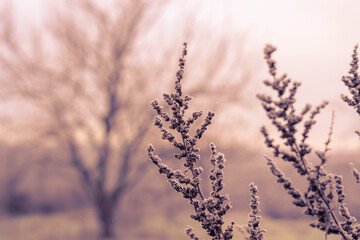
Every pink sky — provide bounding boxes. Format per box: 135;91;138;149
171;0;360;151
3;0;360;150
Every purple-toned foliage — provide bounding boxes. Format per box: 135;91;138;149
259;44;360;240
147;43;264;240
341;45;360;186
237;183;265;240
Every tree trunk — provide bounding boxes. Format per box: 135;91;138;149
96;195;118;239
100;212;115;239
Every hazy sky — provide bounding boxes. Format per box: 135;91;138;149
174;0;360;151
4;0;360;150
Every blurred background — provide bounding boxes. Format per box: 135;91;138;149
0;0;360;239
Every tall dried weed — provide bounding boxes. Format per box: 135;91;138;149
258;44;360;240
146;42;360;240
147;43;264;240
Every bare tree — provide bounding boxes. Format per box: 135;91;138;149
0;0;255;238
0;1;158;237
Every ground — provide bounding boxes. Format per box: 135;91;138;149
0;208;341;240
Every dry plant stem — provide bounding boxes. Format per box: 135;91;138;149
342;45;360;185
259;44;355;240
247;183;265;240
290;125;346;239
147;42;234;240
174;45;204;201
182;129;205;201
236;183;265;240
267;145;349;240
292;143;346;239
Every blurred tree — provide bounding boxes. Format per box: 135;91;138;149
0;0;255;238
0;0;159;237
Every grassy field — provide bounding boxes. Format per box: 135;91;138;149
0;208;341;240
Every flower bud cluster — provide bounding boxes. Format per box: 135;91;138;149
259;45;359;240
342;45;360;116
147;42;234;240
